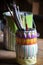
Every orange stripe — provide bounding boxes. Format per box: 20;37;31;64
16;37;37;45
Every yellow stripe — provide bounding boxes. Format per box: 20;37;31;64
16;37;37;45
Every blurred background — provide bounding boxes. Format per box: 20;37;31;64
0;1;43;65
0;0;43;50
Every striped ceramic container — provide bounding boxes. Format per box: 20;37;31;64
16;28;39;65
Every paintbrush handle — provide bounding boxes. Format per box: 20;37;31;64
24;13;28;31
12;4;22;30
7;3;22;30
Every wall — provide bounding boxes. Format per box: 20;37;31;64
32;2;39;15
39;2;43;15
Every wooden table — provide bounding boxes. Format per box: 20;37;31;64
0;38;43;65
35;39;43;65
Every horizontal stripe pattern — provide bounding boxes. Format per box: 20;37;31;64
16;37;37;45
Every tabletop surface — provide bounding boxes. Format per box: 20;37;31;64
0;38;43;65
35;39;43;65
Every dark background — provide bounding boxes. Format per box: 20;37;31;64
0;0;43;38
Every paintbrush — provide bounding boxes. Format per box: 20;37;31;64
12;3;23;31
24;13;28;31
7;3;23;31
